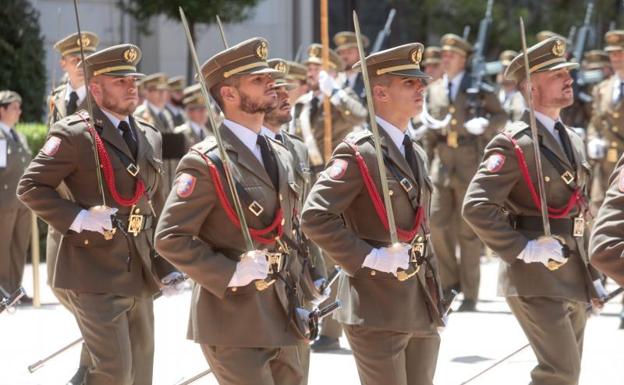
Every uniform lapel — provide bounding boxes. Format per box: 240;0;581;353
92;106;135;160
55;87;67;118
132;116;153;163
220;124;274;188
379;128;416;185
522;111;573;170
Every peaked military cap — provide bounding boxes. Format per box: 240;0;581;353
499;50;518;67
504;37;578;82
304;44;344;71
200;37;280;89
352;42;429;79
182;84;205;107
140;73;169;90
80;44;143;79
168;76;186;91
0;90;21;105
285;61;307;82
54;31;99;57
440;34;473;56
333;31;369;51
267;59;297;90
536;30;567;43
583;50;610;70
422;46;442;66
605;30;624;52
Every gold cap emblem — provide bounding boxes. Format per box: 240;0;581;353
77;35;91;48
336;35;347;46
552;39;565;57
308;46;320;58
256;41;268;60
275;61;287;73
411;48;422;64
123;48;138;63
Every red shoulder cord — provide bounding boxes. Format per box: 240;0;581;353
344;141;424;242
78;113;145;207
194;150;283;245
502;132;582;218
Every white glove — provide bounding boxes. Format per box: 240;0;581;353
587;138;606;160
516;236;566;267
593;279;608;300
160;271;186;297
73;206;118;234
464;117;489;135
228;250;269;287
571;127;586;141
362;244;411;275
310;278;331;307
318;70;339;97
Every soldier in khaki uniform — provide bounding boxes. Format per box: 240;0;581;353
290;44;367;171
0;91;31;298
284;60;308;104
134;73;179;197
302;43;443;385
155;38;307;385
462;37;604;385
423;33;506;311
165;75;186;127
334;31;369;97
47;32;99;127
587;31;624;213
173;84;211;152
17;44;182;385
422;46;443;81
497;50;525;122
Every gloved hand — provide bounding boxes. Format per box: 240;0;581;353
362;243;411;275
77;206;118;234
310;278;331;307
591;279;609;313
228;250;269;287
160;271;186;296
464;117;489;135
587;138;606;160
516;236;566;267
318;70;340;97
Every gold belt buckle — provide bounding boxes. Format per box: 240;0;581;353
573;216;585;237
399;178;413;192
447;131;458;148
127;206;144;237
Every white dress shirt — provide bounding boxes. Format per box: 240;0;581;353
0;121;13;138
261;126;277;140
376;116;408;157
64;83;86;105
612;75;624;104
534;110;564;148
444;71;465;101
223;119;263;165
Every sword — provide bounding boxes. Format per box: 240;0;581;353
72;0;116;241
215;15;228;48
519;17;566;271
174;368;213;385
352;11;417;281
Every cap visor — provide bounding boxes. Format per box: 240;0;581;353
106;71;145;78
547;62;579;72
388;68;431;80
271;81;297;91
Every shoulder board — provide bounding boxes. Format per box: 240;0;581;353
344;129;373;145
191;136;217;154
62;113;87;127
503;121;529;138
135;117;158;132
266;136;287;149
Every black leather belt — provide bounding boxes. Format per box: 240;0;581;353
511;216;574;236
436;134;477;146
115;214;154;233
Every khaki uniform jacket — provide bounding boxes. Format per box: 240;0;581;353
462;112;600;302
291;89;367;167
154;124;304;347
589;153;624;286
302;128;439;333
0;128;31;209
423;74;507;186
587;76;624;197
17;105;174;296
46;83;85;128
174;121;211;153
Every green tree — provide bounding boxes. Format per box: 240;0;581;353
119;0;263;81
0;0;46;122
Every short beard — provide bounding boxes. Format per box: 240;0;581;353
100;97;137;116
239;89;276;114
265;110;292;126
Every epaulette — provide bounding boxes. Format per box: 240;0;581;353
61;113;87;127
503;121;529;138
135;117;158;132
344;129;373;145
192;136;217;154
266;135;287;149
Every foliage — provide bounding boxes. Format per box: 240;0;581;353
0;0;46;122
16;123;47;156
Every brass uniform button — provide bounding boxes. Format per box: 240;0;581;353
451;118;458;126
231;287;238;292
449;106;456;113
84;239;89;245
370;270;376;276
613;112;620;118
544;176;550;182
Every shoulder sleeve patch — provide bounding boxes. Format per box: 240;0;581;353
485;153;506;172
327;158;348;180
176;173;197;198
42;136;62;157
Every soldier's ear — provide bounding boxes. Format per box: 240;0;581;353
372;84;389;102
220;85;237;104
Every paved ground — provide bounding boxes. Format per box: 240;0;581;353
2;259;623;385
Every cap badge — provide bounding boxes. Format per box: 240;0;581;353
256;41;268;60
336;35;347;45
309;46;320;58
275;61;287;73
124;48;138;63
77;35;91;48
607;33;620;44
411;48;422;64
552;39;565;57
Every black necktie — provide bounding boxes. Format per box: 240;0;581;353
8;128;19;143
447;81;454;103
309;96;320;118
66;91;79;115
118;121;138;158
554;122;575;167
275;133;283;143
619;82;624;103
257;135;279;190
403;135;421;183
